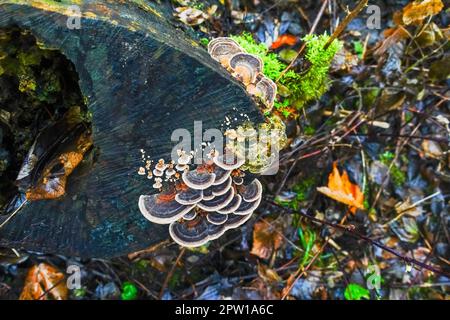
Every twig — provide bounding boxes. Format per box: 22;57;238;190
266;200;449;278
276;0;328;81
382;191;442;227
323;0;369;50
159;247;186;299
0;200;27;229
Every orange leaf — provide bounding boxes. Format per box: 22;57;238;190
250;219;283;259
271;34;298;49
402;0;444;25
20;263;68;300
317;162;364;214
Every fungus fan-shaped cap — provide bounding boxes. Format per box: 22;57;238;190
176;164;189;172
234;194;262;215
208;41;243;68
217;194;242;214
169;216;210;247
182;210;197;221
153;169;164;177
169;216;226;247
239;179;263;202
177;153;191;165
197;188;234;212
213;153;245;171
212;165;232;185
225;212;253;229
182;170;216;190
175;186;203;205
206;212;228;225
139;193;195;224
202;186;215;200
207;37;241;54
229;53;263;85
212;177;232;196
251;76;277;109
232;176;244;185
207;223;227;241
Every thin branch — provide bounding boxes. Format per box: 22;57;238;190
159;247;186;299
324;0;369;50
276;0;328;81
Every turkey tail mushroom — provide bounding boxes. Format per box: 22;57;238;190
139;191;195;224
247;75;277;110
229;53;263;85
169;215;226;247
0;2;264;257
208;38;243;69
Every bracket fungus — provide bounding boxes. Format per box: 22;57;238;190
207;37;277;112
229;53;263;86
138;157;263;248
208;37;243;69
0;2;264;257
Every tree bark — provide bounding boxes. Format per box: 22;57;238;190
0;0;262;257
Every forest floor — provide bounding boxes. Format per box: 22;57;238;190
0;0;449;300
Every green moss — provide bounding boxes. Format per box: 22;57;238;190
275;176;317;210
231;32;341;111
379;151;406;186
282;33;342;109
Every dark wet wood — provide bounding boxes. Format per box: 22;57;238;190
0;1;263;257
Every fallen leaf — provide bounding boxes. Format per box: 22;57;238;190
402;0;444;25
317;162;364;214
270;34;298;49
20;263;68;300
250;219;283;260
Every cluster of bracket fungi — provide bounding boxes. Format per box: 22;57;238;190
208;37;277;111
138;150;262;247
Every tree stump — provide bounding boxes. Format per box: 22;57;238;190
0;1;263;257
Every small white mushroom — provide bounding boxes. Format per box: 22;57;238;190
176;164;189;172
153;168;164;177
152;177;163;189
178;151;191;166
155;159;168;172
165;164;176;178
138;167;146;175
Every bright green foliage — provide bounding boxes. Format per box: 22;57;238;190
344;283;370;300
121;282;138;300
231;32;341;111
297;226;316;267
352;40;364;59
282;34;342;109
379;151;406;186
73;288;87;298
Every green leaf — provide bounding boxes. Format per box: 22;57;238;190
121;281;138;300
352;41;364;59
344;283;370;300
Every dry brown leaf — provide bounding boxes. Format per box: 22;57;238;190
402;0;444;25
317;162;364;214
250;219;283;260
20;263;68;300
